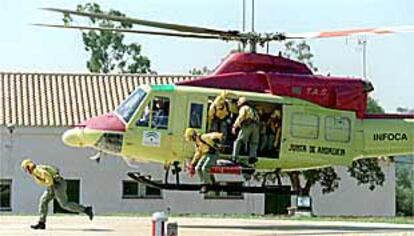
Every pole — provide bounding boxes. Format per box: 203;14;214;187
358;38;367;78
251;0;255;32
242;0;246;32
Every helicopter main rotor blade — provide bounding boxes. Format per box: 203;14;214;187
284;25;414;39
42;7;240;37
34;23;232;40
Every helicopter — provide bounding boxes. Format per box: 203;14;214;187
37;8;414;194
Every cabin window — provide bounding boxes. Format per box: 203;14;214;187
325;116;351;143
188;103;203;129
115;88;147;123
136;97;170;130
0;179;12;211
122;180;162;199
290;113;319;139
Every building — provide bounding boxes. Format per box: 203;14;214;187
0;72;395;216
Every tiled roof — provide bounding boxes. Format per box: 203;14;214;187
0;72;195;127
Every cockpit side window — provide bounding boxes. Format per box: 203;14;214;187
151;97;170;129
135;96;170;130
115;88;147;123
136;103;151;127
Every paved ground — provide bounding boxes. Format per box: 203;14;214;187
0;216;413;236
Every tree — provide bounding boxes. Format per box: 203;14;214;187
63;3;153;74
283;41;318;72
189;66;212;76
395;108;414;216
281;41;385;197
396;161;414;216
367;97;385;113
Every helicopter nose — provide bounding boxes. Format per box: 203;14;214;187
62;113;125;148
62;128;103;147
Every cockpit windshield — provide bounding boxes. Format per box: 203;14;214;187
115;88;147;123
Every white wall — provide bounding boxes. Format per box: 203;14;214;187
0;126;395;216
311;165;395;216
0;127;264;215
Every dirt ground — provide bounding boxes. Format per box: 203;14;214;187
0;215;413;236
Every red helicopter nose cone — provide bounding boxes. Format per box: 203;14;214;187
77;113;126;132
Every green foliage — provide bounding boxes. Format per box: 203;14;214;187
302;168;340;195
396;158;414;216
283;41;318;72
396;107;414;114
366;97;385;113
63;3;152;74
347;159;385;191
189;66;212;76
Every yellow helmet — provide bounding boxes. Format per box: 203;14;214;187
237;96;247;106
220;91;228;98
271;110;281;119
184;128;197;141
21;159;35;171
214;95;225;106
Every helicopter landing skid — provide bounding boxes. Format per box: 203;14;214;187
127;172;297;194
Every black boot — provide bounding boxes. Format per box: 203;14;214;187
30;221;45;230
85;206;94;221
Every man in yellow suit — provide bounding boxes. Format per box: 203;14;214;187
231;97;260;164
266;109;282;150
184;128;223;189
208;91;237;144
21;159;93;230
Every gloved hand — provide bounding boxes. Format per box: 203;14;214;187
186;163;195;177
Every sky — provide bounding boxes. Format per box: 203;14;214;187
0;0;413;112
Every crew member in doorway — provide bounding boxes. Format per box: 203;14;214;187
267;109;282;150
231;97;260;164
208;91;237;144
184;128;223;189
257;108;269;153
21;159;94;230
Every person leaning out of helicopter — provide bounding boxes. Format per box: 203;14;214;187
184;128;223;189
231;96;260;165
21;159;94;230
208;91;238;144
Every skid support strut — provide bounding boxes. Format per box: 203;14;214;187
127;171;297;195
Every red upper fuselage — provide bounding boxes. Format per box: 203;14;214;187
178;52;373;118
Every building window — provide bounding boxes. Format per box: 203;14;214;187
204;182;244;200
325;116;351;143
122;181;162;199
290;113;319;139
189;103;203;129
0;179;12;211
53;179;80;214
